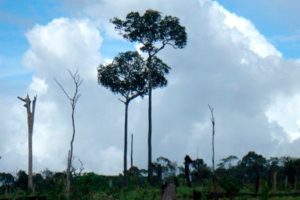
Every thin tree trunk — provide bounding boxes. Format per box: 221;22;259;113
272;171;277;192
255;172;260;194
66;105;76;194
131;133;133;169
148;85;153;183
18;95;36;192
285;175;288;190
208;105;215;191
212;126;215;172
124;102;129;185
294;175;297;191
147;59;153;183
28;128;33;191
55;70;82;197
212;124;215;191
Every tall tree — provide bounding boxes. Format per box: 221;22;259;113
98;51;148;185
54;70;82;195
18;94;37;192
98;51;169;185
268;157;280;192
112;9;187;182
240;151;267;194
218;155;238;169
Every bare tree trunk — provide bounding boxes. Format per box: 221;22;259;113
208;105;215;192
18;95;36;192
54;70;82;196
255;172;260;194
123;102;129;185
272;171;277;192
184;155;192;187
66;150;71;193
285;175;288;191
131;133;133;169
212;122;215;172
294;175;297;191
66;104;76;193
28;128;33;191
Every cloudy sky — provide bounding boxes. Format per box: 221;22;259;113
1;0;300;175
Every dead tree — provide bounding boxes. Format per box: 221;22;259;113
184;155;193;187
18;94;37;191
208;104;216;191
54;70;82;195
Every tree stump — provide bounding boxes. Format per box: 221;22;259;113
161;183;176;200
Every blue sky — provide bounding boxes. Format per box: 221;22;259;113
0;0;66;93
216;0;300;59
2;0;300;173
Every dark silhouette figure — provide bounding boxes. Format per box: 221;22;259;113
185;155;193;187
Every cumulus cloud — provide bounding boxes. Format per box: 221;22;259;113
2;0;300;175
29;77;48;95
23;17;102;80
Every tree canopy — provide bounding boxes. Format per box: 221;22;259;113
98;51;170;102
111;9;187;56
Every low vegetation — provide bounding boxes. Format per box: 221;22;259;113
1;152;300;199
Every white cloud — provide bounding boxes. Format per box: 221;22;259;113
219;5;281;58
266;94;300;142
23;17;102;81
29;77;48;96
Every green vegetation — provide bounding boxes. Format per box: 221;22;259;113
1;152;300;199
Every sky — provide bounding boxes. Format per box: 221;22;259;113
1;0;300;175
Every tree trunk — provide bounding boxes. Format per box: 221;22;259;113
148;86;153;183
130;133;133;169
28;97;36;192
18;95;36;192
294;175;297;191
148;66;153;183
272;171;277;192
66;105;76;194
28;128;33;191
124;102;129;185
212;123;215;173
212;122;215;191
285;175;288;190
208;105;215;191
184;161;191;187
55;70;82;196
255;172;260;194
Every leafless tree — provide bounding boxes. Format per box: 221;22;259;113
18;94;37;192
54;69;82;195
77;158;85;176
208;104;216;191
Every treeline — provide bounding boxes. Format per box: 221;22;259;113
1;151;300;199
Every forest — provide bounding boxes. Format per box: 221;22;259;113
1;9;300;200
